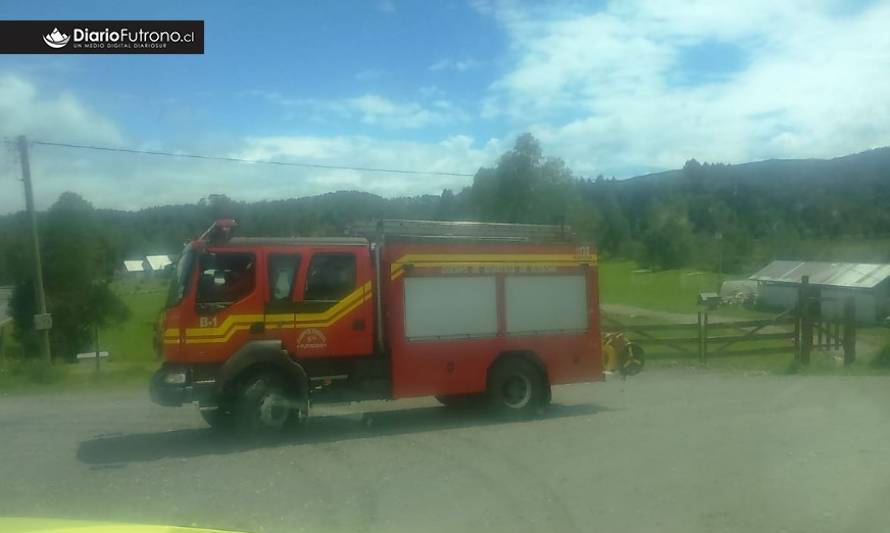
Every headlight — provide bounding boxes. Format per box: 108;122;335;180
163;371;187;385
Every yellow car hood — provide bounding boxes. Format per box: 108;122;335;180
0;517;246;533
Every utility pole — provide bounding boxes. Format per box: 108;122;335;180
18;135;52;364
94;323;101;374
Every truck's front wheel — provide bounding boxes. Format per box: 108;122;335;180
234;373;295;434
487;359;547;416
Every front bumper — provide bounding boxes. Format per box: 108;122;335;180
150;364;219;407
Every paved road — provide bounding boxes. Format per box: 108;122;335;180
2;371;889;533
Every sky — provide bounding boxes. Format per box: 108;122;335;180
1;0;889;213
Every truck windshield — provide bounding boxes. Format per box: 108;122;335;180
165;245;196;308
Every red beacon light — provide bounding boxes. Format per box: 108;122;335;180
199;218;238;245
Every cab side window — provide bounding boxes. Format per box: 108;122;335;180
196;252;256;307
304;253;356;302
267;253;301;302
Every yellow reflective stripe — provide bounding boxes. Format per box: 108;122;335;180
185;293;370;345
183;281;372;344
292;281;369;323
185;324;252;345
184;281;371;339
293;291;373;329
185;314;264;337
264;313;295;323
391;253;596;267
388;253;596;280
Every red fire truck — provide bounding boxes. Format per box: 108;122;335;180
151;219;602;432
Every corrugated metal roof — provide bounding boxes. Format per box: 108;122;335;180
145;255;172;271
123;260;144;272
750;260;890;289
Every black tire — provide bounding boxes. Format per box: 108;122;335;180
487;358;547;416
233;373;296;434
620;343;645;376
436;393;485;409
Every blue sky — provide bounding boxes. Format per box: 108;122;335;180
1;0;889;212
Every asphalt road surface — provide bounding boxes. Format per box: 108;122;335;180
2;370;889;533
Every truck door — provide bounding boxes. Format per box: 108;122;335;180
263;252;301;347
183;250;265;361
293;249;373;358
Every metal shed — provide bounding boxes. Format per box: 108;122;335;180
145;255;173;274
750;261;890;324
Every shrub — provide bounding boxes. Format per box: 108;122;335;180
871;344;890;369
20;360;66;384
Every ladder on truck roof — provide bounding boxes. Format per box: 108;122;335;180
350;219;574;243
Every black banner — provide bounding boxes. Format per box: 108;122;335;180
0;20;204;54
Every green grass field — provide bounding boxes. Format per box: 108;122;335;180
599;260;729;313
102;278;168;362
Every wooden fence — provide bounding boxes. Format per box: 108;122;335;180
602;311;800;362
603;280;856;365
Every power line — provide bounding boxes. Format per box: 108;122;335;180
22;139;476;177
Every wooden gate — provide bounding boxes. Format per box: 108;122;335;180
602;311;799;362
603;277;856;366
798;275;856;365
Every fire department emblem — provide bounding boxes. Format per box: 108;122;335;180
297;328;327;349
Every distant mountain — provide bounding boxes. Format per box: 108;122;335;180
627;146;890;186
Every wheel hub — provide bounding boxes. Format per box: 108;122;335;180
258;392;289;428
502;374;532;408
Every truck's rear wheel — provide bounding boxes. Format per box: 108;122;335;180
487;359;546;416
234;373;296;434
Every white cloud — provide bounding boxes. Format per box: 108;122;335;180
1;133;500;213
482;0;890;176
259;92;468;129
418;85;445;99
0;75;500;213
0;73;122;145
237;134;501;196
355;68;385;81
429;58;482;72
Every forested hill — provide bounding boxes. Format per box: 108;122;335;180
2;135;890;285
629;146;890;186
604;145;890;254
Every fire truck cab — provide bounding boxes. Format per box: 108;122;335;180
151;219;602;432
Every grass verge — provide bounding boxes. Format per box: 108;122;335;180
0;278;165;393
